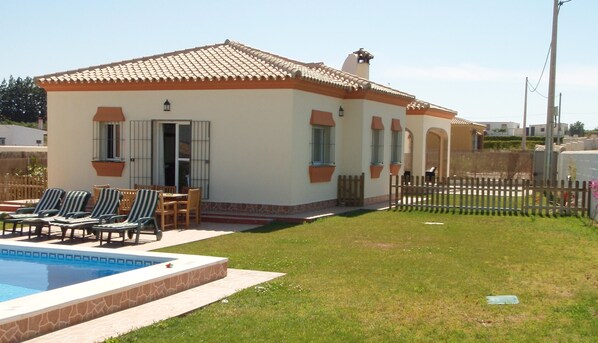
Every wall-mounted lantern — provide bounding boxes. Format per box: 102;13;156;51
338;106;344;117
163;100;171;112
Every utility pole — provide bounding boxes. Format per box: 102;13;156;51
522;77;528;151
557;92;562;145
544;0;560;183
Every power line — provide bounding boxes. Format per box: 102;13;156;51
527;1;572;100
528;45;551;93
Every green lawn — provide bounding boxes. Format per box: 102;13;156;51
110;211;597;342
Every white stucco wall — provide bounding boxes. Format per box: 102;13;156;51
47;89;297;205
47;88;409;208
290;91;344;205
360;100;407;199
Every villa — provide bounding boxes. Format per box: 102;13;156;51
36;40;455;214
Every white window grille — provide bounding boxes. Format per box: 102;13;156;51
93;122;123;161
311;126;334;165
391;130;402;164
371;128;384;165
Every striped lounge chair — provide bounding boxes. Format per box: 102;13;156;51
1;188;65;236
54;188;123;241
92;189;163;245
22;190;91;238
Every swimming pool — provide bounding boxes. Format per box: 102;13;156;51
1;251;154;302
0;241;228;342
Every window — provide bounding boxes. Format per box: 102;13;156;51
371;116;384;165
0;137;5;145
372;129;384;164
540;127;545;132
311;126;334;165
310;110;335;166
102;123;122;160
92;107;125;161
390;119;402;164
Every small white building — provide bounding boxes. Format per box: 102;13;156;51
479;121;520;136
0;125;46;146
528;123;568;137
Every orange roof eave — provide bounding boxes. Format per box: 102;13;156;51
37;78;416;107
344;89;414;107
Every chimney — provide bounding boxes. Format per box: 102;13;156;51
341;48;374;80
37;117;44;130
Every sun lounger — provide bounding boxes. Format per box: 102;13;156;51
21;190;91;238
92;189;162;245
53;188;122;241
1;188;65;235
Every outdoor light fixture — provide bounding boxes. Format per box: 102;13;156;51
338;106;344;117
163;100;171;112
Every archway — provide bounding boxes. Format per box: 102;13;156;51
425;128;449;178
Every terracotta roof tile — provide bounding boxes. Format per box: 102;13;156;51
407;100;457;114
36;40;415;101
451;117;486;128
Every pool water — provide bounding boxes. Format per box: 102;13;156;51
0;255;143;302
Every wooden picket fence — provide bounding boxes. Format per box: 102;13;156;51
389;175;591;217
0;174;48;202
337;173;364;206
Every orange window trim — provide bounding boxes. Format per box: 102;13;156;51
309;165;335;183
93;107;125;122
371;116;384;130
310;110;335;127
391;118;402;132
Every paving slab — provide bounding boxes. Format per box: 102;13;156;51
25;268;284;343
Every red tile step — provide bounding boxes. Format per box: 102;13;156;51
0;204;23;212
202;214;274;225
202;213;316;225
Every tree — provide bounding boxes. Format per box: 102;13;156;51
0;76;47;122
568;121;585;136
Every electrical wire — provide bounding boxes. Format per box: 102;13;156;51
527;1;572;99
528;43;550;94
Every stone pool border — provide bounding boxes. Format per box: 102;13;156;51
0;241;227;343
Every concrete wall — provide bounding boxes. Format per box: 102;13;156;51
557;151;598;221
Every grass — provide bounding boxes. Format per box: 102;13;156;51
110;211;597;342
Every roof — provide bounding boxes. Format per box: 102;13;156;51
406;100;457;119
36;40;415;102
451;117;486;129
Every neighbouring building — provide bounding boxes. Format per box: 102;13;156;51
450;117;485;152
528;123;568;137
479;121;521;136
0;125;46;146
35;40;456;214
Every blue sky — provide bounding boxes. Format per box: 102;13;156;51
1;0;596;128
